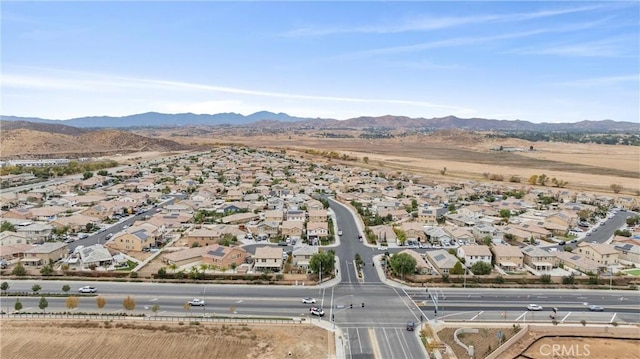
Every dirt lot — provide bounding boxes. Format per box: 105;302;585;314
0;319;330;359
438;327;507;358
437;325;640;359
519;337;639;359
144;129;640;196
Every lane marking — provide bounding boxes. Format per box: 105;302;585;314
369;327;384;359
610;313;617;323
515;312;527;322
356;327;363;353
470;311;484;321
394;288;421;322
395;328;410;359
397;328;413;359
561;312;572;323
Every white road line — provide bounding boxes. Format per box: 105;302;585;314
345;260;352;282
610;313;617;323
395;288;421;322
346;330;353;359
396;328;410;359
402;288;429;321
561;312;572;323
515;312;527;322
380;328;395;359
356;328;363;353
470;311;484;321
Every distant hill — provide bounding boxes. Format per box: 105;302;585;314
1;112;638;132
0;124;189;159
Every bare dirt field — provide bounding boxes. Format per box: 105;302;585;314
0;319;330;359
518;337;639;359
437;325;640;359
145;129;640;196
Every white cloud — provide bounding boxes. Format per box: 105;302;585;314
553;74;640;87
284;4;607;37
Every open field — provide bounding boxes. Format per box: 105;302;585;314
0;319;330;359
143;129;640;196
437;324;640;359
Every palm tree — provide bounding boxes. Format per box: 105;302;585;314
200;263;209;273
169;263;177;273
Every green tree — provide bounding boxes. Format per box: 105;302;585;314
40;264;54;276
38;296;49;313
11;263;27;276
450;261;465;275
0;221;16;232
389;252;417;280
470;261;492;275
499;209;511;219
14;299;23;312
32;284;42;294
151;304;160;317
82;171;94;180
1;281;9;294
309;251;335;277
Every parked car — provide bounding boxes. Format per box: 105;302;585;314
527;304;543;311
558;241;566;245
406;321;416;331
377;247;386;251
188;299;205;306
338;230;343;236
278;241;287;246
78;286;97;293
309;307;325;317
588;305;604;312
302;297;317;304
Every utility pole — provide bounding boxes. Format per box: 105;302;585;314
319;261;322;284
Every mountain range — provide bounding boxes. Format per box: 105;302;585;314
1;112;638;132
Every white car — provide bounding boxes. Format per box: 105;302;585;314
527;304;543;311
377;247;386;251
188;299;205;306
302;297;317;304
309;307;325;317
78;286;97;293
338;230;343;236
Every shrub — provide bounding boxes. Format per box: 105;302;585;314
129;272;138;278
540;274;552;284
495;275;505;284
580;319;587;326
611;321;618;327
562;274;575;285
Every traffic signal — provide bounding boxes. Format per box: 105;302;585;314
350;304;353;309
361;302;365;308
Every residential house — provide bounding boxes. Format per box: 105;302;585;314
202;244;249;270
457;245;492;266
51;214;100;233
77;244;113;269
424;226;452;246
369;225;397;245
400;222;427;243
307;209;328;223
576;242;619;266
443;226;476;245
285;209;305;222
15;222;54;243
425;249;460;275
221;212;260;225
399;249;433;274
163;246;209;267
264;209;285;224
108;224;157;252
307;222;329;240
22;242;68;266
491;245;524;271
0;231;30;246
612;237;640;264
292;246;319;269
521;245;554;271
255;221;280;237
253;246;284;272
186;228;222;248
554;251;605;274
281;220;304;238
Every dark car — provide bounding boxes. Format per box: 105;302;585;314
559;241;566;245
278;241;287;246
406;321;416;331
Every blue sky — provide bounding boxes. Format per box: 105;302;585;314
1;1;639;123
